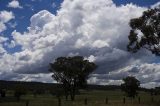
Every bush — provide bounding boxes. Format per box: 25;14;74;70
14;85;27;101
0;89;6;98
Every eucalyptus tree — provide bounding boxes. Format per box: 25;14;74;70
127;5;160;55
49;56;97;101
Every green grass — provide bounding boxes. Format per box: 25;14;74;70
0;90;160;106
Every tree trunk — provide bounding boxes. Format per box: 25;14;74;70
65;93;68;101
70;93;75;101
17;96;20;101
63;84;69;101
70;87;75;101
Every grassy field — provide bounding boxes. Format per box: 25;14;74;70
0;90;160;106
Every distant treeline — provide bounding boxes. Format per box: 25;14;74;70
0;80;58;91
0;80;121;91
0;80;151;91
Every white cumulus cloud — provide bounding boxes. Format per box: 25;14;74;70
0;11;15;32
0;0;160;88
7;0;23;9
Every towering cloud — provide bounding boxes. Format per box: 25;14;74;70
0;0;159;88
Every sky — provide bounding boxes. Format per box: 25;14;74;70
0;0;160;88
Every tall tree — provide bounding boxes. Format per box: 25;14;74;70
127;5;160;55
121;76;140;98
49;56;97;101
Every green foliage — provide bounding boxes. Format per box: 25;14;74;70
121;76;140;98
14;85;27;101
49;85;64;97
49;56;97;101
153;87;160;95
127;5;160;55
0;89;6;98
33;89;46;98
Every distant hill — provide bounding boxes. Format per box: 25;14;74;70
0;80;149;91
0;80;58;91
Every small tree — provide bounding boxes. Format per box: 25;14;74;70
49;56;97;101
33;88;45;97
14;85;27;101
0;89;6;98
127;5;160;55
154;87;160;95
121;76;140;98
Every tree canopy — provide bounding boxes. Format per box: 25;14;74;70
127;5;160;55
121;76;140;98
49;56;97;101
